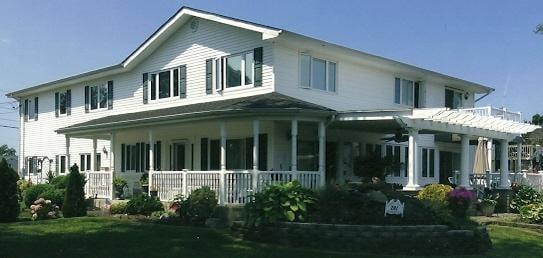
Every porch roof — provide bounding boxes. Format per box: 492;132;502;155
336;108;540;140
56;93;334;135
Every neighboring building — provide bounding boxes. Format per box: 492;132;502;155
7;7;539;202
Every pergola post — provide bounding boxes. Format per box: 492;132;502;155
219;122;226;204
499;139;510;189
517;142;522;173
487;139;493;172
404;128;420;190
252;120;259;192
460;134;471;189
110;132;116;200
318;121;326;187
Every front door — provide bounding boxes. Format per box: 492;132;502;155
173;143;186;171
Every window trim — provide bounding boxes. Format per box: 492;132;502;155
394;77;419;107
298;52;338;93
147;67;181;102
57;90;69;116
214;50;255;93
89;83;109;111
421;147;437;178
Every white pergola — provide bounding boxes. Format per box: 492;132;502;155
337;108;540;190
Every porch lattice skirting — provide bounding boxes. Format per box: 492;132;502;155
149;170;322;204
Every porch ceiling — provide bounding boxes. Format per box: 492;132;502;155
56;93;334;136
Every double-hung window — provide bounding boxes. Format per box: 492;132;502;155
217;51;254;89
149;68;182;101
80;154;91;171
300;54;336;92
90;84;108;110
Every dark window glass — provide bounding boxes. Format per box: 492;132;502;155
159;71;171;99
173;68;179;96
422;148;428;177
226;55;242;87
99;85;108;108
429;149;435;177
151;74;157;100
210;140;220;170
59;92;67;114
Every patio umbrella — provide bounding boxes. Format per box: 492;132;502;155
473;138;489;174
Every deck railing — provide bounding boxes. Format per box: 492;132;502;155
150;170;322;204
458;106;522;122
84;171;113;199
508;145;536;160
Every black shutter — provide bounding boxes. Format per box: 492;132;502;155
143;73;149;104
414;82;420;108
200;138;208;171
209;140;220;170
146;144;150;171
66;89;71;115
107;80;114;110
157;141;161;170
23;99;28;122
135;143;140;172
179;65;187;98
254;47;263;87
84;86;90;113
121;144;125;172
258;134;268;171
34;97;38;121
205;59;213;94
140;142;145;172
54;92;59;117
245;138;253;170
55;155;59;174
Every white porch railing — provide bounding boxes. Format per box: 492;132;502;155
84;171;113;199
458;106;522;122
150;170;322;204
508;145;536;160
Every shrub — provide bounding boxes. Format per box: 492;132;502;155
176;187;218;225
30;198;60;220
126;195;164;215
312;183;442;225
38;188;66;208
417;184;453;203
113;177;128;197
24;184;54;207
519;203;543;224
62;165;87;218
49;175;68;189
510;185;542;212
447;187;476;218
245;181;316;227
0;158;20;221
110;202;127;215
17;179;31;201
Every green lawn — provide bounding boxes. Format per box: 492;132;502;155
0;217;542;258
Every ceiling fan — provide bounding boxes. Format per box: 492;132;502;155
380;129;409;143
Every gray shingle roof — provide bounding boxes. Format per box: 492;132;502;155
57;93;334;134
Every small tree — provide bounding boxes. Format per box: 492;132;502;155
62;164;87;217
0;158;20;221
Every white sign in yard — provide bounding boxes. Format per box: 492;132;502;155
384;199;405;217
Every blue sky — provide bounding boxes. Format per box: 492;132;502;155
1;0;542;151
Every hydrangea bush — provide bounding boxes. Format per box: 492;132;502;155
30;198;60;220
446;187;476;218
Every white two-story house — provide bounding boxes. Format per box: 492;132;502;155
7;7;539;203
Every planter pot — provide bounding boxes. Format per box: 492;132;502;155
480;203;496;217
141;185;149;194
150;190;158;198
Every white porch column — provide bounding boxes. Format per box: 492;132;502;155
219;122;226;204
291;119;298;172
404;128;420;190
149;130;155;172
91;138;97;171
487;139;493;172
460;134;471;189
110;132;116;200
252;120;259;171
65;135;71;172
500;139;510;189
318;121;326;187
517;142;522;173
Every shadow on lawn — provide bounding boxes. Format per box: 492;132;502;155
0;217;361;258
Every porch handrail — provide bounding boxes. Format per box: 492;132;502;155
458;106;522;122
149;170;323;203
84;171;113;199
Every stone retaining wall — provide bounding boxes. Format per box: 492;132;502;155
233;222;491;255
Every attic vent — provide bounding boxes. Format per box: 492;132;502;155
190;19;199;32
